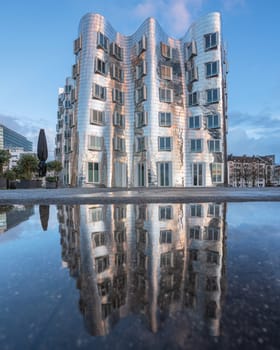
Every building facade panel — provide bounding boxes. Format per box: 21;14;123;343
56;12;228;187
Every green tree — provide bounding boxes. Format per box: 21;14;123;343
46;160;62;176
16;154;38;180
0;150;11;176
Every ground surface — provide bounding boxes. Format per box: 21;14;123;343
1;187;280;204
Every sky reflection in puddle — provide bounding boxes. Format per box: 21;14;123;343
0;202;279;350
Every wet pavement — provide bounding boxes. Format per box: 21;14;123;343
0;202;279;350
1;187;280;204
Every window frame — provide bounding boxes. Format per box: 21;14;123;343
190;139;203;153
158;136;172;151
189;115;201;129
97;32;109;52
205;61;219;78
88;162;100;183
208;139;221;153
159;112;172;127
207;114;220;129
206;88;220;104
204;32;218;51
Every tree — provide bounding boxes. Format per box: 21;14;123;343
0;150;11;176
46;160;62;175
16;154;38;180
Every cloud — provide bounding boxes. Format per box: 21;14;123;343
228;110;280;162
0;114;56;160
133;0;204;36
222;0;246;11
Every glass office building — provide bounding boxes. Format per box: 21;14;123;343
0;124;33;152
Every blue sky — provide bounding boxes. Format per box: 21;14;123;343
0;0;279;161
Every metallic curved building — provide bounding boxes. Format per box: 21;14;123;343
56;12;228;187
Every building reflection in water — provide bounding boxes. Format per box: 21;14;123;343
0;205;34;233
57;202;227;337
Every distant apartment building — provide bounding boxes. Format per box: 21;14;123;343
227;154;275;187
7;147;33;169
0;124;33;151
55;12;228;188
58;202;227;338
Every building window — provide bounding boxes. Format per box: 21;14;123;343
95;255;109;273
98;279;111;297
159;88;173;103
115;253;126;266
95;58;106;75
189;115;200;129
135;85;147;104
97;32;109;51
160;230;172;244
159;137;172;151
112;88;124;105
206;301;217;319
111;63;124;82
207;114;220;128
161;65;173;80
135;136;147;152
190;204;202;217
92;83;106;101
205;61;219;78
64;100;72;109
190;139;202;153
114;229;126;243
206;276;218;291
89;206;103;221
110;42;123;60
72;61;80;79
136;60;147;79
114;136;126;152
90;109;105;125
189;226;200;239
211;163;223;183
135;111;148;128
74;36;82;54
188;91;199;106
206;88;219;104
137;35;147;55
160;252;173;267
92;232;106;247
187;66;198;83
186;40;197;60
159;112;172;127
204;32;218;51
88;135;103;151
137;252;147;269
161;42;172;59
137;229;147;244
159;206;173;220
113;112;125;128
88;162;100;183
207;251;219;264
158;162;172;187
208;139;221;152
136;205;147;220
114;206;126;220
206;227;220;240
208;203;220;217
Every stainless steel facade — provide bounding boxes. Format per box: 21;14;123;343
58;202;227;337
56;12;228;187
